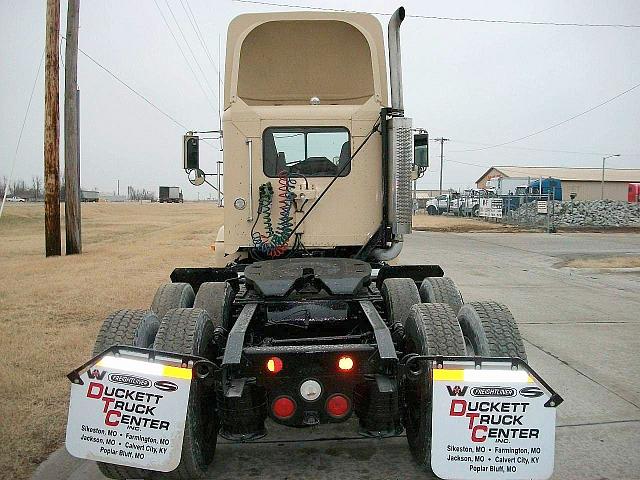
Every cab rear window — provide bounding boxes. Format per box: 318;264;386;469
263;127;351;178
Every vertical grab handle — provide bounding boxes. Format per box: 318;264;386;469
246;139;253;222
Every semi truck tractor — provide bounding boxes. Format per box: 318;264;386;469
66;7;562;480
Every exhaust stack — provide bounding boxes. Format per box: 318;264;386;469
388;7;405;110
387;7;412;237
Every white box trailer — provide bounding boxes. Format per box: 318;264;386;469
80;190;99;202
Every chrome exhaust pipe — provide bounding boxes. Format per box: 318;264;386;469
373;7;410;262
388;7;405;110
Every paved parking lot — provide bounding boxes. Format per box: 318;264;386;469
34;231;640;480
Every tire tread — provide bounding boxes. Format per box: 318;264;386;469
458;301;527;360
151;283;195;320
419;277;464;313
381;278;421;326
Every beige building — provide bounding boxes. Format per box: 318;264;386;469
476;166;640;201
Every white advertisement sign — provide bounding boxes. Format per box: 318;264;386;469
66;355;192;472
537;201;548;214
431;363;557;480
479;198;504;218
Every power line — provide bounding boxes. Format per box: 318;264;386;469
179;0;223;130
180;0;222;83
74;42;189;130
152;0;218;112
1;49;45;221
163;0;218;101
449;140;640;157
233;0;640;28
61;37;218;149
450;81;640;153
448;140;612;156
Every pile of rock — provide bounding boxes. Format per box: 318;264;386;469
507;200;640;228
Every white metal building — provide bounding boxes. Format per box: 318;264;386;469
476;166;640;201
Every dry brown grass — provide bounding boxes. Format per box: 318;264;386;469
412;213;522;233
564;255;640;269
0;202;223;480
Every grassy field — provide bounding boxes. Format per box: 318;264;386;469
0;202;223;480
0;203;513;479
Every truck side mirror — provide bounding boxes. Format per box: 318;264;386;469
183;135;200;170
414;133;429;167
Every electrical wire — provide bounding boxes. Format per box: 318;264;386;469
284;119;381;243
232;0;640;28
62;37;217;149
179;0;224;132
448;140;635;157
163;0;218;101
450;81;640;153
180;0;223;84
153;0;218;113
72;40;187;130
1;49;44;222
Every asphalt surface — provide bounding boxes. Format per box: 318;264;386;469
33;231;640;480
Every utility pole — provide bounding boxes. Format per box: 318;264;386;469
432;138;449;197
64;0;81;254
44;0;61;257
601;154;620;200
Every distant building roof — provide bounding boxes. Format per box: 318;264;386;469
476;166;640;184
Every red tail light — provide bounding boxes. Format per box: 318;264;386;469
326;394;350;418
272;396;296;419
266;356;283;374
338;356;354;371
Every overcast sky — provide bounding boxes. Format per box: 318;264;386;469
1;0;639;199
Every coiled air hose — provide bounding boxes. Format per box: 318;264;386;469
251;171;296;257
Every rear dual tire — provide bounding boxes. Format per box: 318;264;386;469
419;277;463;314
193;281;235;330
403;304;465;468
457;301;527;360
381;278;421;326
402;301;527;474
153;308;218;479
151;283;195;319
92;307;216;480
93;310;159;480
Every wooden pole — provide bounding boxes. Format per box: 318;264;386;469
64;0;81;254
44;0;61;257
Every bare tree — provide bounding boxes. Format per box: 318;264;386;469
32;175;43;201
128;186;156;202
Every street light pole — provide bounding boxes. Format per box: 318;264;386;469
601;154;621;200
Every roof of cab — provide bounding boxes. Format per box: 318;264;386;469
224;11;388;108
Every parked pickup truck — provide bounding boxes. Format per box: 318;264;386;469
425;192;460;215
